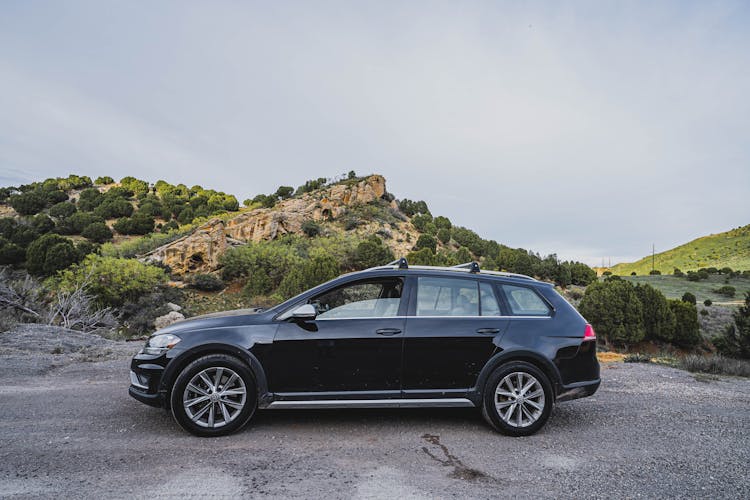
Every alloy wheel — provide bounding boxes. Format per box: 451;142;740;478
182;367;247;428
494;371;545;428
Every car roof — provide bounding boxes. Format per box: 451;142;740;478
340;264;551;287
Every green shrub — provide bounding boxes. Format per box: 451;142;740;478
437;228;451;244
578;279;645;346
700;309;709;316
398;199;430;217
77;188;104;211
714;291;750;359
81;222;113;243
704;299;712;306
8;191;47;215
714;286;736;298
221;242;301;295
682;292;697;305
277;252;339;299
56;255;167;307
0;238;25;265
119;176;150;197
49;201;77;218
31;214;55;233
413;234;437;253
57;212;104;235
668;299;701;348
351;235;394;269
45;190;69;205
94;198;134;219
649;269;661;275
95;176;115;185
455;246;472;264
26;234;78;275
406;247;438;266
113;213;155;235
191;274;224;292
301;220;321;237
411;213;433;232
433;216;452;230
634;284;675;342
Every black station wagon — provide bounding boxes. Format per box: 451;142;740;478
129;259;600;437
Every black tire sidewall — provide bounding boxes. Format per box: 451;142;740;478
170;354;257;437
483;361;553;437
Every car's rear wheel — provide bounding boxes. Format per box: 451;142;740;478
481;361;553;436
170;354;257;437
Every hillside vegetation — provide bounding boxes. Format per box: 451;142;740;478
611;225;750;275
0;171;596;336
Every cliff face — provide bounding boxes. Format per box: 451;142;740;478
142;175;391;274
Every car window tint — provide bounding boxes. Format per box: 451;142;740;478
501;285;550;316
417;277;479;316
313;278;402;319
479;282;501;316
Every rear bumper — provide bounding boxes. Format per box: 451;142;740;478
556;378;600;402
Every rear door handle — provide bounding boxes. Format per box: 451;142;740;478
476;328;500;334
376;328;402;336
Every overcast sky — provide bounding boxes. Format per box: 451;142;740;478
1;1;748;265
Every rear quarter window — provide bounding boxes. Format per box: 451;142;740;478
500;284;551;316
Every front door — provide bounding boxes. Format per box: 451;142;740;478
271;276;406;395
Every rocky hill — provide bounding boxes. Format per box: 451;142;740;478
141;175;419;274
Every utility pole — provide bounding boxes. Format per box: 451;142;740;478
652;244;655;272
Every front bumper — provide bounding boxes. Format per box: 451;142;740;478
129;351;169;408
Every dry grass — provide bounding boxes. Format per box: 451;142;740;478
597;352;626;363
679;354;750;377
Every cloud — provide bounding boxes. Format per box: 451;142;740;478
0;1;748;265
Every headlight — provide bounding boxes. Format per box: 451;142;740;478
143;333;181;355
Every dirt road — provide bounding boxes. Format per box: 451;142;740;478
1;327;749;499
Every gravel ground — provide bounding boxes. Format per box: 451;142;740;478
1;325;749;499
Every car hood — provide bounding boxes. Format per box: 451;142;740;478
151;307;273;336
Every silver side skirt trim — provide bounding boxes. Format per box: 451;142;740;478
266;398;475;410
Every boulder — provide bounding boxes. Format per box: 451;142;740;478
153;311;185;330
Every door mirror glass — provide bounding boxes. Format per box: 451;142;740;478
291;303;317;319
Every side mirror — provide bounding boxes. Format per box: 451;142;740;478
291;303;317;320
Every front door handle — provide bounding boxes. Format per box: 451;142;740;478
376;328;402;336
476;328;500;334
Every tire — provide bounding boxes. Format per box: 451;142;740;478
481;361;553;437
170;354;257;437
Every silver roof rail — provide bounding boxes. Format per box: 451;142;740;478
452;261;481;273
365;258;535;281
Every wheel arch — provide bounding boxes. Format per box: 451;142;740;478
471;349;562;404
159;343;269;407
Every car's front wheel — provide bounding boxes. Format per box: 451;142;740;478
481;361;553;436
170;354;257;437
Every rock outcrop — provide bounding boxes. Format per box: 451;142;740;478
142;175;390;274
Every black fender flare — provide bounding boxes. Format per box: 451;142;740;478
471;349;563;405
158;342;269;406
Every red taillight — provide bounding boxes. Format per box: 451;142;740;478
583;324;596;341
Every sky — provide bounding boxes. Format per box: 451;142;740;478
1;1;748;266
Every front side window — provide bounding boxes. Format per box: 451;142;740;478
500;284;550;316
417;277;479;316
311;278;403;319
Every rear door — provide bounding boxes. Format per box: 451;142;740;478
402;276;509;395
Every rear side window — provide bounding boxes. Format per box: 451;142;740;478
479;282;501;316
417;277;478;316
500;285;550;316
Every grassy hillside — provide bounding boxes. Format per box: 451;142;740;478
611;225;750;275
619;275;750;305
